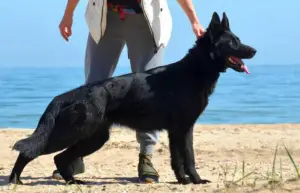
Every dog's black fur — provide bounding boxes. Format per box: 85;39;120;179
9;12;256;185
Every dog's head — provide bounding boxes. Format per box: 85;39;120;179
207;12;256;74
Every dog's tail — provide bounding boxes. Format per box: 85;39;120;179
12;100;61;158
12;132;48;159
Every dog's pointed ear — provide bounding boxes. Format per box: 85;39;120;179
221;12;230;30
208;12;222;40
210;12;221;25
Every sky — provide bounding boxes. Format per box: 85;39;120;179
0;0;299;68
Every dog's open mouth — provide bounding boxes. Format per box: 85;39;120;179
228;56;250;74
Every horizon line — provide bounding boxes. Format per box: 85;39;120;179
0;63;299;68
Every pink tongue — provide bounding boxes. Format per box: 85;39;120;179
242;65;250;74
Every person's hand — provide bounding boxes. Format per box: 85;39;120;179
59;14;73;41
192;22;206;38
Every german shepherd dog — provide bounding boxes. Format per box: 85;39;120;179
9;12;256;185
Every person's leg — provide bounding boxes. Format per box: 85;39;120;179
123;13;164;183
85;12;126;84
52;10;126;180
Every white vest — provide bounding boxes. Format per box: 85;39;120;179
85;0;173;48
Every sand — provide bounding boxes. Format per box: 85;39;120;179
0;124;300;193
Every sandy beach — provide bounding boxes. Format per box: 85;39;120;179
0;124;300;193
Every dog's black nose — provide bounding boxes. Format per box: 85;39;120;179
251;48;257;55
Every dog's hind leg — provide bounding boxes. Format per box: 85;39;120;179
54;123;111;184
181;126;211;184
8;153;35;184
168;131;191;185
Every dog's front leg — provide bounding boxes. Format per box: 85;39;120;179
183;126;211;184
168;131;191;184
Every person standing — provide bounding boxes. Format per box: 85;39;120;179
54;0;205;183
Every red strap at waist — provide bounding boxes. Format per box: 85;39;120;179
107;2;138;20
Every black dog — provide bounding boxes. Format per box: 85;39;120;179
9;12;256;185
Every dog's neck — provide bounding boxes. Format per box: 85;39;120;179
176;34;225;97
209;51;218;60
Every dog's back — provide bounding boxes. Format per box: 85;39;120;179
102;61;214;132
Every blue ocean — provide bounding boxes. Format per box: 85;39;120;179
0;65;299;128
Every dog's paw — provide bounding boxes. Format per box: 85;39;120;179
9;174;23;185
178;177;191;185
192;179;211;184
66;179;86;185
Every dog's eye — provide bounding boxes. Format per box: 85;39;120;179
229;40;234;45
